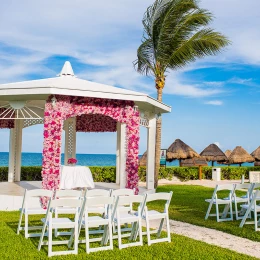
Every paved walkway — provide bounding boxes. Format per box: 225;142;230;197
148;219;260;258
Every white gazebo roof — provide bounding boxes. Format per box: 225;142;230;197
0;62;171;114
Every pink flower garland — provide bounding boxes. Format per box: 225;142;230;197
41;95;139;207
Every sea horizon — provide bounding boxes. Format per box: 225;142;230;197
0;152;254;167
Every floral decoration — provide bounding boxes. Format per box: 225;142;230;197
67;158;77;164
41;95;140;207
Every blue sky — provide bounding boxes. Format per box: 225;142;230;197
0;0;259;155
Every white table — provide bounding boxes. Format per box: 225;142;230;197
60;166;95;189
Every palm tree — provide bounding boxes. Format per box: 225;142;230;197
134;0;230;188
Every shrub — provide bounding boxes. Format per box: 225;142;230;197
1;166;260;183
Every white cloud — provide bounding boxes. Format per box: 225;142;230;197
214;142;221;148
204;100;223;106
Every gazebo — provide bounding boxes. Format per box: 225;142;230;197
0;61;171;196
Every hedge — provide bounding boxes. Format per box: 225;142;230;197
1;166;260;183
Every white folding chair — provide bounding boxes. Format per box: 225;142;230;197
111;188;135;233
139;192;172;246
239;189;260;230
205;184;234;222
78;196;114;254
54;189;83;237
232;183;252;220
17;189;53;238
38;198;81;257
112;195;144;249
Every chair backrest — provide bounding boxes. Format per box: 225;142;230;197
54;189;82;198
111;188;135;197
83;196;114;215
46;198;82;220
23;189;53;209
145;192;173;203
86;189;111;197
113;195;144;218
26;189;53;198
216;184;234;191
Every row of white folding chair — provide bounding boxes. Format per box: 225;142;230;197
205;183;259;222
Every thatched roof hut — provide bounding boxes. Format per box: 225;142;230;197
139;151;147;166
251;146;260;161
200;144;227;166
228;146;254;166
254;161;260;166
166;139;199;166
225;150;232;158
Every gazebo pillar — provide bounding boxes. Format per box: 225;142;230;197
8;119;23;182
146;116;156;189
64;117;76;165
116;122;127;188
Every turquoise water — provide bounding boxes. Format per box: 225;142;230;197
0;152;254;167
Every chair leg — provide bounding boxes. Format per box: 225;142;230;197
25;213;29;238
205;202;213;220
165;216;171;242
108;221;113;250
146;217;151;246
157;218;164;238
254;209;258;231
85;224;90;254
17;211;23;235
48;224;52;257
38;220;48;251
138;219;143;245
216;204;220;222
54;212;58;237
117;221;122;249
235;202;239;220
74;225;78;254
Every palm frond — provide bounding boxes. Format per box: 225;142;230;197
167;29;230;69
133;38;155;75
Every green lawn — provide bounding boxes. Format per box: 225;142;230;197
0;211;256;259
154;185;260;242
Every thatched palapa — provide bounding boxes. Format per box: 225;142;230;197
228;146;254;166
200;144;227;166
225;150;232;158
251;146;260;161
166;139;199;166
139;151;147;166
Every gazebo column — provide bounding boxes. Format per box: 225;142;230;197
116;122;127;188
64;117;76;165
116;122;120;184
146;116;156;189
8;119;23;182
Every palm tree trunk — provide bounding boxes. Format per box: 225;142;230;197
154;87;163;188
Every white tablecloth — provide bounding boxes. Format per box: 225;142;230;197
60;166;95;189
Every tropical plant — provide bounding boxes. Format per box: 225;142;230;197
134;0;230;188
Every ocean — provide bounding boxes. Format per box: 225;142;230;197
0;152;254;167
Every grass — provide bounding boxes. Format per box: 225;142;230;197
153;185;260;242
0;211;256;259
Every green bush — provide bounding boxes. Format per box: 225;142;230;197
1;166;260;183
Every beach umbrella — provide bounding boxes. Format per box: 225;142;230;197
200;143;227;166
228;146;254;166
139;151;147;166
166;139;199;166
251;146;260;161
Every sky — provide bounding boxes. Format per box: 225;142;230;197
0;0;259;155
